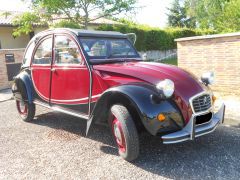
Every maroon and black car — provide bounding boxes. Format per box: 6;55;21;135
12;28;225;161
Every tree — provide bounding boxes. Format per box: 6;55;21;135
185;0;238;31
1;11;12;19
215;0;240;32
13;0;137;37
12;12;46;37
167;0;195;28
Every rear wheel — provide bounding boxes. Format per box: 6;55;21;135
110;104;139;161
16;100;35;122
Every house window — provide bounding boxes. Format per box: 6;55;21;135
0;40;2;49
29;32;35;39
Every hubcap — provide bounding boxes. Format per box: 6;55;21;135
112;116;126;153
114;124;122;144
19;101;26;112
17;100;27;115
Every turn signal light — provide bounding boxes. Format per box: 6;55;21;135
212;95;217;104
157;113;166;122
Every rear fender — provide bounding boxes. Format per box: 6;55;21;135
12;70;34;103
87;83;184;136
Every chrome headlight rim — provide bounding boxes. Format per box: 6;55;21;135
156;79;175;98
201;72;215;85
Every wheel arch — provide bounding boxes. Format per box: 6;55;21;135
92;90;146;133
87;83;184;136
12;70;34;103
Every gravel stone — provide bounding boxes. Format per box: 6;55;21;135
0;100;240;179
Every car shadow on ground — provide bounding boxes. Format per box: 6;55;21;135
32;111;240;179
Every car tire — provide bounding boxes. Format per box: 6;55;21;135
110;104;140;161
16;100;35;122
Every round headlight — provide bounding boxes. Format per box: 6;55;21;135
201;72;214;85
156;79;175;98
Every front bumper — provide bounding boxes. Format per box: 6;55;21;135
162;103;225;144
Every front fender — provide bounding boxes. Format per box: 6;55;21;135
12;70;34;103
88;83;184;136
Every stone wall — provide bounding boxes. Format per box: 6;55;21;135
0;49;25;90
176;32;240;95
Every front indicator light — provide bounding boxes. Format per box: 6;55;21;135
212;95;217;104
157;113;166;122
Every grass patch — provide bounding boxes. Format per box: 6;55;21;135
161;57;178;66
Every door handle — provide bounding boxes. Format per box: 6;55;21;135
51;68;56;72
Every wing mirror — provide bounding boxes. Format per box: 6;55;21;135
201;72;215;85
126;33;137;45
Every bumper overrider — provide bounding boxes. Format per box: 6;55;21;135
162;103;225;144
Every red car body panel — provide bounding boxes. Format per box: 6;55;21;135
31;65;51;102
50;65;90;104
93;61;207;122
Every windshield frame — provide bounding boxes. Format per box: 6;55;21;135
78;36;142;65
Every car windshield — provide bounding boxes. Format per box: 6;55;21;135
79;37;141;64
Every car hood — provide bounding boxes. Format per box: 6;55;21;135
93;61;208;122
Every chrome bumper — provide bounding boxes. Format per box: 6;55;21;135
162;103;225;144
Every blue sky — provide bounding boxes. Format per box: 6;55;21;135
0;0;173;28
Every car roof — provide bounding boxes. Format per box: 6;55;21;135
34;28;127;39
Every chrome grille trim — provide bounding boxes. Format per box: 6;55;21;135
189;91;213;115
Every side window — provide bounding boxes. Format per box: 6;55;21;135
33;37;52;65
23;42;35;65
55;35;82;65
111;40;136;56
89;40;107;56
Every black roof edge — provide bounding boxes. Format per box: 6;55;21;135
35;28;127;38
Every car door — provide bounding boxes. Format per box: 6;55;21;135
31;35;53;103
50;34;90;115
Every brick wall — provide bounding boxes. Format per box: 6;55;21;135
176;33;240;96
0;49;25;90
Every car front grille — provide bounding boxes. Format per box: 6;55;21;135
191;93;212;113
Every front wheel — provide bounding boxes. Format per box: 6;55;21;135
16;100;35;122
110;104;139;161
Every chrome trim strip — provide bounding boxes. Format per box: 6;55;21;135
50;94;101;103
34;100;89;120
34;100;51;108
90;57;142;61
52;106;88;120
189;91;213;115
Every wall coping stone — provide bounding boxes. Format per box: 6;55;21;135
175;32;240;42
0;48;25;51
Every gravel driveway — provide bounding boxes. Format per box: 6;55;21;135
0;100;240;179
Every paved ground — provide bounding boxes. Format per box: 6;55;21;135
0;88;12;102
0;100;240;179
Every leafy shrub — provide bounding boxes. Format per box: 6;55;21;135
53;20;82;29
97;24;215;51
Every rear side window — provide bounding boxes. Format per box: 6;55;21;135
32;37;52;65
23;42;35;66
54;35;82;65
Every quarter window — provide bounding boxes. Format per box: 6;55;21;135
23;42;35;65
33;37;52;65
55;35;82;65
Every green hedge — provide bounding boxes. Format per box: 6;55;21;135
97;24;215;51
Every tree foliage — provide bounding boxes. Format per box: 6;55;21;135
185;0;240;32
12;12;46;37
12;0;137;37
167;0;195;28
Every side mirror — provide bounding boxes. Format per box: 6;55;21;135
126;33;137;45
201;72;215;85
